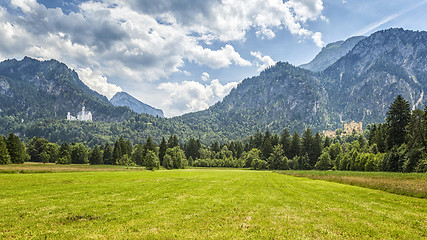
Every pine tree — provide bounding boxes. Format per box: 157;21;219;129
289;131;301;158
57;142;71;164
112;140;122;164
302;128;315;168
386;95;411;149
280;129;291;158
0;137;11;165
168;135;179;148
323;137;331;148
103;143;114;165
210;141;221;153
261;130;273;160
185;137;200;160
312;132;323;167
6;133;26;164
143;137;156;155
89;146;103;165
159;137;167;166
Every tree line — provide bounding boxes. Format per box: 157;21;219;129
1;95;426;172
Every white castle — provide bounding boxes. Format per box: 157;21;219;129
67;106;92;121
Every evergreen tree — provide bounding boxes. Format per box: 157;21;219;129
386;95;411;149
6;133;26;164
143;137;156;155
323;137;331;148
167;135;179;148
312;132;323;167
368;124;377;146
210;141;221;153
280;129;291;158
103;143;114;165
358;135;366;149
289;131;301;158
71;143;88;164
261;130;273;160
159;137;167;165
235;142;244;159
252;130;263;149
89;145;103;165
407;109;426;149
301;128;315;168
112;140;122;164
185;137;200;160
57;142;71;164
0;137;11;165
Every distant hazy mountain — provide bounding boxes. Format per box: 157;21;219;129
0;57;134;122
110;92;164;117
300;36;365;72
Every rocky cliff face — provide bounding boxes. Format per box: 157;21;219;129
300;36;365;72
110;92;164;117
323;28;427;125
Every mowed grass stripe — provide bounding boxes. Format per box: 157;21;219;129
0;169;425;239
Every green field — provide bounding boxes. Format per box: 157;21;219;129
1;168;426;239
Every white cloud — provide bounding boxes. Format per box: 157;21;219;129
251;51;276;72
0;0;326;115
201;72;210;82
158;79;239;116
75;68;122;99
186;44;251;69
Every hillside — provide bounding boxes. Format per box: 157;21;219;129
179;62;330;136
110;92;164;117
0;57;135;123
300;36;365;72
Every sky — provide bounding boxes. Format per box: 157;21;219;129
1;0;427;117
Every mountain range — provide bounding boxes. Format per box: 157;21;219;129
300;36;365;72
110;92;164;118
1;28;426;144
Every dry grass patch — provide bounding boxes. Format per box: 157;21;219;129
279;170;427;198
0;162;145;173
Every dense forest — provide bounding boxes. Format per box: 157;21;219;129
1;95;426;173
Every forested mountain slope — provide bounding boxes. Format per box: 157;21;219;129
0;57;135;123
179;62;330;137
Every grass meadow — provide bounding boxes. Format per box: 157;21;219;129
0;166;426;239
